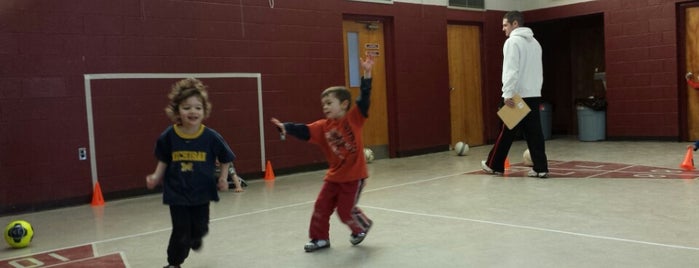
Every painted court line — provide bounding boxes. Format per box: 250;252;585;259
85;201;317;247
490;160;699;179
9;168;693;264
576;164;634;178
0;244;130;267
363;205;699;251
365;173;466;193
42;252;126;268
84;173;466;246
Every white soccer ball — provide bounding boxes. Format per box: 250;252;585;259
363;148;374;163
523;149;533;166
454;141;469;156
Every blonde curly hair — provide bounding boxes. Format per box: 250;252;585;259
165;78;212;123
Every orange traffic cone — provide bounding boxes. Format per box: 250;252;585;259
680;147;695;171
264;160;275;180
91;182;105;206
505;157;511;169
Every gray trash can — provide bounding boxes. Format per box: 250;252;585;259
577;105;605;141
539;102;552;140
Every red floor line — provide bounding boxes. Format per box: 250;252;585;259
472;160;699;179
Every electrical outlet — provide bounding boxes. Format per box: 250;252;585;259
79;148;87;160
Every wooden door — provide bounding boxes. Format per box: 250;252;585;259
447;24;484;147
342;20;389;158
686;7;699;140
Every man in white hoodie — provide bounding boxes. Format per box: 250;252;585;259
481;10;549;178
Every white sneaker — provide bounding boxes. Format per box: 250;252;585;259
481;160;503;175
527;169;549;178
304;239;330;252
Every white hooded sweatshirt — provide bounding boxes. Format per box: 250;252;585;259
501;27;543;99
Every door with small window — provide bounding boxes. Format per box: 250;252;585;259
342;20;389;158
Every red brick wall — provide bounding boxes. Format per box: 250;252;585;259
0;1;490;213
604;0;682;138
0;0;690;213
527;0;686;138
391;4;451;154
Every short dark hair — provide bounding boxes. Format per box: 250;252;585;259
504;11;524;26
321;86;352;111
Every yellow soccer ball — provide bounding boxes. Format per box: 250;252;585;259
4;220;34;248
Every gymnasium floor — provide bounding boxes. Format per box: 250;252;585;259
1;137;698;268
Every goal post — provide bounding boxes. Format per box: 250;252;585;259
83;73;265;187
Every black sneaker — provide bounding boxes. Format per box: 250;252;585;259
350;232;367;245
304;239;330;252
163;265;181;268
350;220;373;245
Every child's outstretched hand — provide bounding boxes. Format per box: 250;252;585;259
361;53;375;78
270;117;286;137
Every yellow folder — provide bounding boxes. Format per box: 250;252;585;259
496;94;531;130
